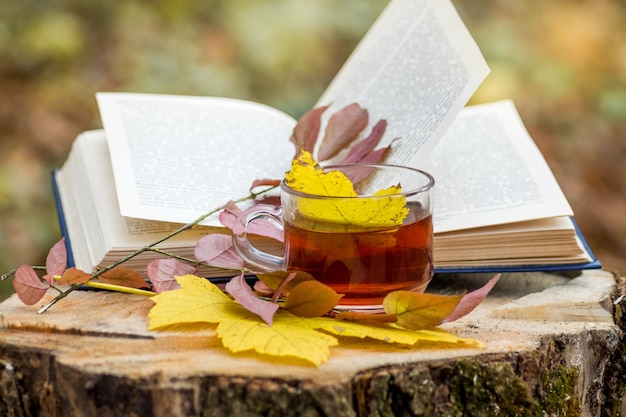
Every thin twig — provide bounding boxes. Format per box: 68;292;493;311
145;248;246;274
36;186;276;314
2;266;46;282
145;248;200;265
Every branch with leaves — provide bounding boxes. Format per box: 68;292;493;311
5;188;271;313
5;102;391;310
2;103;500;365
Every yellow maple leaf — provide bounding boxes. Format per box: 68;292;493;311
218;312;338;366
302;316;481;348
284;151;409;227
148;275;338;365
148;274;234;330
148;275;481;366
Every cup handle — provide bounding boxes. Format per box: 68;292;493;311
232;204;285;271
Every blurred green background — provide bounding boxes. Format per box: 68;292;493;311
1;1;625;299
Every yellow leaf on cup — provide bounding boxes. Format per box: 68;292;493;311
284;151;409;227
285;150;356;197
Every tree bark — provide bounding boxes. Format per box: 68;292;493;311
0;269;623;416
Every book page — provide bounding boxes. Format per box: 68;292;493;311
427;100;574;233
97;93;296;225
315;0;490;166
56;131;221;271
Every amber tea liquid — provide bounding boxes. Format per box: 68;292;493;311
284;211;433;306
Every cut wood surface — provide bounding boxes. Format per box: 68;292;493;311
0;269;624;416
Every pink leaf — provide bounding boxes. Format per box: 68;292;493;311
443;274;501;323
43;238;67;284
194;234;244;269
14;265;48;305
350;145;391;164
253;280;274;297
250;178;281;191
225;272;279;326
318;103;369;161
342;145;393;185
254;195;281;206
220;204;284;243
271;271;297;303
147;259;196;293
218;201;241;231
289;105;328;157
340;119;387;163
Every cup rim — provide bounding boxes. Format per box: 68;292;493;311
281;162;435;199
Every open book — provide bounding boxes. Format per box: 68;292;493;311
53;0;599;279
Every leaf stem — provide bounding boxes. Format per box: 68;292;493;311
36;186;276;314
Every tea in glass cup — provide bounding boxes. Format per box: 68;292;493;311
233;163;434;307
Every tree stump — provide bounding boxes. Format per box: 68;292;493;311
0;269;623;416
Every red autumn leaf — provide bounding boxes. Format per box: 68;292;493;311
340;119;388;163
253;280;275;297
218;201;241;230
318;103;369;161
270;271;297;303
289;105;328;157
254;194;281;206
147;258;197;293
249;178;281;190
13;265;48;305
194;234;244;269
56;267;92;285
43;238;67;284
225;272;279;326
249;210;284;242
443;274;501;323
351;145;391;164
284;280;344;318
99;266;149;289
341;145;393;186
